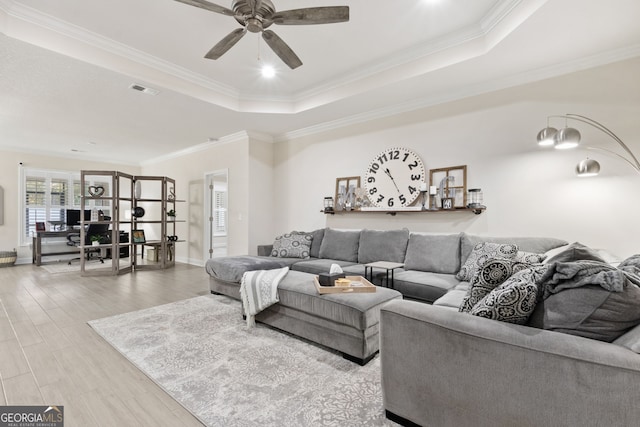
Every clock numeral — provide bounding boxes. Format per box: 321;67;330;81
411;174;421;181
402;152;409;162
377;194;385;203
388;198;394;207
369;163;380;174
408;160;419;170
369;187;378;195
377;153;388;164
408;186;417;195
367;176;375;183
389;150;400;160
399;195;406;205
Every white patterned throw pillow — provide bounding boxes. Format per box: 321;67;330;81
456;242;519;281
271;232;313;258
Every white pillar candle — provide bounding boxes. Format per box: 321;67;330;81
429;186;437;195
420;183;428;192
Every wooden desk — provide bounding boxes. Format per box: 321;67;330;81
32;230;79;266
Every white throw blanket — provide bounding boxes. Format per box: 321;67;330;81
240;267;289;327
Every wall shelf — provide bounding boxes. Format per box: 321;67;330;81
323;207;485;216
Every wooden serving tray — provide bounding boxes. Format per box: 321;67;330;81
313;275;376;294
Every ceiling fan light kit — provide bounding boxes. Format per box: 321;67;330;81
175;0;349;69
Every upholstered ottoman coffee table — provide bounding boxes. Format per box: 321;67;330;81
242;270;403;365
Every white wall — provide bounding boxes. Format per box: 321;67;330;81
273;59;640;259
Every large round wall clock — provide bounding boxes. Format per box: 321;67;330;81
363;147;426;208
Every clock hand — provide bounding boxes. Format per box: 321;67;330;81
384;168;402;194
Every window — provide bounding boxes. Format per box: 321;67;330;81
214;189;227;236
21;168;112;245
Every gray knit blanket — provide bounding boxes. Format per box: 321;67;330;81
539;255;640;299
240;267;289;327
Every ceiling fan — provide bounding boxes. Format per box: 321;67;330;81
174;0;349;69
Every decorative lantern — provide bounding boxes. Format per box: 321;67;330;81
323;197;334;213
467;188;485;209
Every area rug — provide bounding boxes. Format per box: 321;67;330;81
88;295;397;427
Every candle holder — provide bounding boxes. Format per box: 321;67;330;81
420;191;428;210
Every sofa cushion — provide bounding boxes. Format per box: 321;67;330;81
469;267;542;325
271;232;313;258
392;270;461;303
456;242;519;281
533;282;640;342
318;229;361;262
613;323;640;353
460;233;567;266
459;258;534;313
357;228;409;264
404;233;461;274
542;241;606;264
274;270;402;331
205;256;300;283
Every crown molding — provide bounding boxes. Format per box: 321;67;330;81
275;44;640;143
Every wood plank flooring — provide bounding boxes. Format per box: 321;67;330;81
0;261;212;426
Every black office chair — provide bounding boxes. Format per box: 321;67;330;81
66;223;111;265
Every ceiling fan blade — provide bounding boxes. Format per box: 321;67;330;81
205;28;247;60
174;0;235;16
262;30;302;69
272;6;349;25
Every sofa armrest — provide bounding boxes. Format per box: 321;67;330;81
380;299;640;427
257;245;273;256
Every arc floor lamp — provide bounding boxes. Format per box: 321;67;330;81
536;114;640;177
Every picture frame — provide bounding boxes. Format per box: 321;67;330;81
35;222;46;232
429;165;468;208
132;230;146;243
335;176;361;205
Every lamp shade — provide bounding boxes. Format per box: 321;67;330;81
576;158;600;177
554;127;581;149
536;127;557;146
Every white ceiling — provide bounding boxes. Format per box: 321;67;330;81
0;0;639;165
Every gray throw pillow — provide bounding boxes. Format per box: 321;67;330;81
318;229;361;262
535;282;640;342
308;228;326;258
469;267;542;325
459;258;533;313
544;242;606;264
514;250;546;264
456;242;519;281
271;232;312;259
357;229;409;264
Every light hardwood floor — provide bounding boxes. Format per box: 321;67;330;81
0;261;213;426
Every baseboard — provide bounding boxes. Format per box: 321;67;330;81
385;410;422;427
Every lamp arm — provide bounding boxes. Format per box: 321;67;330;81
551;114;640;172
584;146;640;173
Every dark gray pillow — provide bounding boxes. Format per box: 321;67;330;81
469;268;542;325
309;228;326;258
404;233;461;274
544;242;606;264
318;229;360;262
534;283;640;342
357;229;409;264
